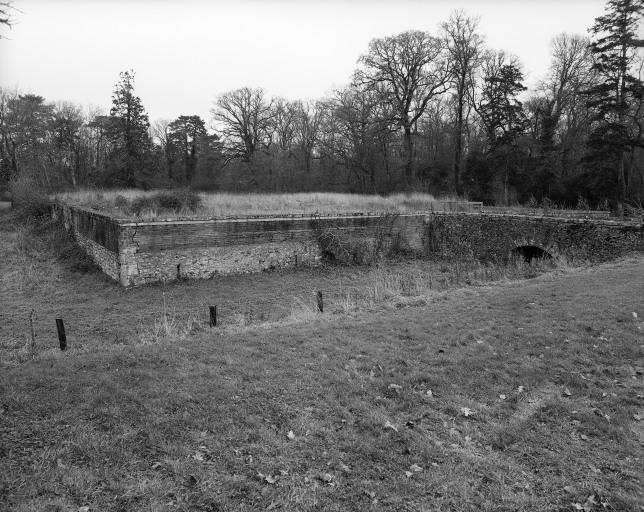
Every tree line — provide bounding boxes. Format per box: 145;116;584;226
1;0;642;211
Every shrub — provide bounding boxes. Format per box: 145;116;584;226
9;175;51;220
317;231;383;265
174;189;202;211
113;195;128;208
129;196;158;216
541;197;556;212
576;195;591;211
128;190;202;216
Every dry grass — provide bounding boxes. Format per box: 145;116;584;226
53;189;466;220
2;213;643;511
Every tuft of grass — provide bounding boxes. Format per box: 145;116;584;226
53;189;472;220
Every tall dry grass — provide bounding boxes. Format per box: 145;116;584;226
53;189;461;220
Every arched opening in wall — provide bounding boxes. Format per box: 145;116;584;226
512;245;553;263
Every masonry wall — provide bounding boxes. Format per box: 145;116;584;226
425;213;644;262
118;214;427;286
52;204;121;281
54;204;644;287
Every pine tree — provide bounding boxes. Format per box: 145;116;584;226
167;115;207;184
475;52;529;205
586;0;644;215
107;70;151;187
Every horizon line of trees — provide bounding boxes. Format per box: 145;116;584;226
1;0;643;212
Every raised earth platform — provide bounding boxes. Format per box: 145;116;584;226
52;204;644;287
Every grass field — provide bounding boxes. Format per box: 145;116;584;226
1;213;643;511
53;190;459;220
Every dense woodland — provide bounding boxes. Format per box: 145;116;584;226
1;0;643;212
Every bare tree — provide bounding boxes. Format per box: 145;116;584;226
355;30;450;188
293;100;322;174
212;87;274;161
320;86;397;192
0;1;14;37
150;118;172;179
271;98;298;152
539;34;594;151
442;11;485;194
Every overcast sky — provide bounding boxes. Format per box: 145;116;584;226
0;0;608;124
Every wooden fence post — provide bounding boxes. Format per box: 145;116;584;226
316;291;323;313
29;309;36;358
56;319;67;351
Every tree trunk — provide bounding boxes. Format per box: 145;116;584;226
453;81;465;196
616;152;626;217
403;125;413;190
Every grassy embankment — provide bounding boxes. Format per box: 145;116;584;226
1;212;643;511
53;190;461;220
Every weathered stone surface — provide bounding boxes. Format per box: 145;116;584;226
52;204;120;280
425;213;644;262
53;204;644;287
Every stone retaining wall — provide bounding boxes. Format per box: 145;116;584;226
53;204;644;287
53;205;428;286
51;204;121;281
117;214;426;286
425;212;644;262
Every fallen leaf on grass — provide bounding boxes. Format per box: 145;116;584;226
499;394;507;400
258;472;277;485
409;463;423;472
318;473;334;484
78;507;89;512
404;471;413;478
633;413;643;421
388;383;402;392
339;463;351;473
384;420;399;432
363;490;376;499
287;430;295;440
592;408;611;422
460;407;475;417
572;495;599;512
193;452;205;461
425;389;433;398
563;388;572;397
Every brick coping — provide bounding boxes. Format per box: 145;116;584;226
52;202;641;229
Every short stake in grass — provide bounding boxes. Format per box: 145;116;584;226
29;309;37;358
56;318;67;351
317;291;324;313
209;306;217;327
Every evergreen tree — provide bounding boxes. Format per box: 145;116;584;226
477;56;528;150
586;0;644;214
106;70;151;187
167;115;207;184
474;52;529;204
